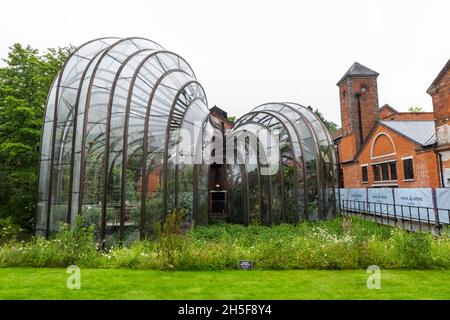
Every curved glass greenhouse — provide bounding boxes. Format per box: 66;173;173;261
36;37;338;244
226;103;338;225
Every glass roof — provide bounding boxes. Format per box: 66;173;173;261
36;38;338;244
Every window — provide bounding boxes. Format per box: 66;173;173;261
403;158;414;180
390;162;397;180
381;163;389;181
361;165;368;183
372;161;397;182
373;165;380;181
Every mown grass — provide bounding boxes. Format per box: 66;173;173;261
1;268;449;300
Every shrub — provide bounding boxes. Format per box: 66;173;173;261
364;234;400;269
154;210;190;269
0;216;96;267
0;217;23;244
50;217;97;266
430;235;450;269
393;230;433;269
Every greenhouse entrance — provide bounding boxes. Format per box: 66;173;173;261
209;163;228;222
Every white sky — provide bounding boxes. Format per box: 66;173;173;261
1;0;449;125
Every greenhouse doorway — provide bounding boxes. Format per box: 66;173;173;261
209;163;228;222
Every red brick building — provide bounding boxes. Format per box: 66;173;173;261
427;59;450;187
334;60;450;188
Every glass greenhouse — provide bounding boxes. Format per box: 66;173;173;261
36;37;338;245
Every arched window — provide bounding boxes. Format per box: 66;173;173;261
371;132;397;183
371;132;396;159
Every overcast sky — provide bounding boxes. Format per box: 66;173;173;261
1;0;449;125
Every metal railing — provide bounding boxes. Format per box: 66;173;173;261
340;199;450;235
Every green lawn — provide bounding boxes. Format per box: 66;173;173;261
0;268;449;299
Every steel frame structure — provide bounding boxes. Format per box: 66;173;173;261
36;37;338;244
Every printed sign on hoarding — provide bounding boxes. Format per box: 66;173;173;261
368;188;395;215
339;188;348;207
346;188;367;211
393;188;434;221
436;188;450;224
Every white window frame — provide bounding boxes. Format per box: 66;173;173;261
371;160;398;183
371;132;396;160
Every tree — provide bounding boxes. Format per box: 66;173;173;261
0;44;71;231
227;116;236;124
408;106;423;112
313;108;339;135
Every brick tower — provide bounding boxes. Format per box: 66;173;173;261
337;62;380;161
427;59;450;187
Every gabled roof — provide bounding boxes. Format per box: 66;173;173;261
336;62;379;86
379;120;436;146
427;59;450;94
379;104;398;114
210;105;228;119
350;120;436;162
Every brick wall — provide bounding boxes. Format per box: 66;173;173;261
430;67;450;129
339;76;379;158
379;107;396;119
339;80;352;137
339;134;356;162
341;125;440;188
381;112;434;121
430;68;450;149
336;61;449;189
342;163;359;188
136;166;162;195
414;150;441;188
372;133;395;157
351;77;379;147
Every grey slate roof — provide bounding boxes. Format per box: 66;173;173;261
380;120;436;146
337;62;379;86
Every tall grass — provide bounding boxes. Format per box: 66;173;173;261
1;216;449;270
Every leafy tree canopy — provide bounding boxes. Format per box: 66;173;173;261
408;106;423;112
313;108;339;135
0;43;71;230
227;116;236;124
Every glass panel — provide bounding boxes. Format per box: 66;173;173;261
196;164;209;225
381;163;389;181
227;164;246;224
362;166;368;182
404;159;414;180
38;38;340;239
80;39;162;244
373;165;381;181
390;162;397;180
47;39;117;235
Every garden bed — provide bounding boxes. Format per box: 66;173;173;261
1;216;450;270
